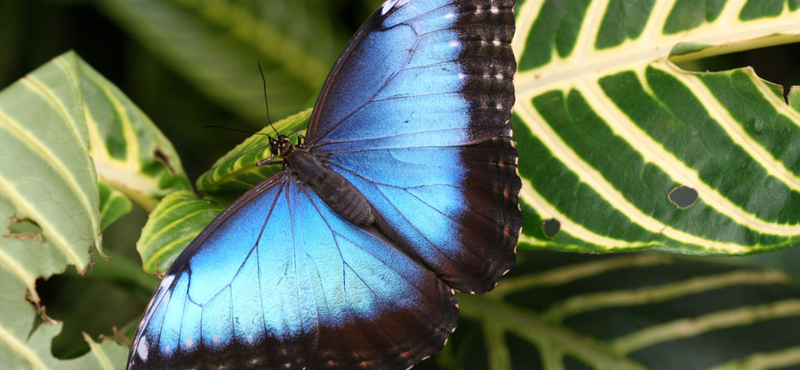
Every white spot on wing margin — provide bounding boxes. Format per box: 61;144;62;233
137;337;149;360
381;0;412;15
132;274;175;363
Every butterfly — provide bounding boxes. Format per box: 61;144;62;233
127;0;521;369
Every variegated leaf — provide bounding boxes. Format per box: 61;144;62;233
514;0;800;254
80;57;192;212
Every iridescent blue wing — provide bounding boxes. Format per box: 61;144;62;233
306;0;521;293
127;172;458;370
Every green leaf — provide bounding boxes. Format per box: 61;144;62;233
0;51;190;367
137;191;223;275
0;51;102;270
0;49;191;269
80;57;192;212
514;1;800;254
196;108;311;203
93;0;345;123
97;179;132;232
418;250;800;370
0;191;128;369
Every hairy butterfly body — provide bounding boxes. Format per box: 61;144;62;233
128;1;520;369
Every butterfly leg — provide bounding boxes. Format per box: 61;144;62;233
257;155;283;167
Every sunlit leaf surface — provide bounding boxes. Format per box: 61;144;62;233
0;52;102;269
0;192;128;369
0;51;191;369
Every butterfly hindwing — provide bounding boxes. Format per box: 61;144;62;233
307;0;521;293
128;173;458;370
292;179;457;369
130;174;318;369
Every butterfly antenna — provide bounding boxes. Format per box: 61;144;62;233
257;59;280;138
203;125;270;136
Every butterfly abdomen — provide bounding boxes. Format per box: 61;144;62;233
286;148;376;226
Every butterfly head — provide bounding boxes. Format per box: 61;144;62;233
269;135;295;158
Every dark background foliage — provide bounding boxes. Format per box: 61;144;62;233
4;0;800;362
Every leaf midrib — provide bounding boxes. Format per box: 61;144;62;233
458;294;648;370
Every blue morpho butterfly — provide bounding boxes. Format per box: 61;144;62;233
127;0;521;369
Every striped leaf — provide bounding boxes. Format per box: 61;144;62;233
0;50;190;272
94;0;345;123
137;191;223;275
81;56;192;212
0;189;128;369
417;250;800;370
0;52;191;368
0;52;102;270
514;0;800;254
195;108;311;203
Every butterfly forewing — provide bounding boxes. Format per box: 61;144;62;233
307;0;521;294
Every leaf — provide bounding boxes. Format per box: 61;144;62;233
97;179;132;232
195;108;311;203
0;191;128;370
136;191;223;275
0;51;102;270
93;0;345;123
0;49;192;269
416;250;800;370
0;51;189;367
514;1;800;254
80;57;192;212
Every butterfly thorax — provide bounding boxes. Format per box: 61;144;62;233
279;139;376;226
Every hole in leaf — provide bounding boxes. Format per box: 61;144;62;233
669;186;699;209
542;218;560;238
5;216;45;243
37;262;147;359
672;41;800;102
